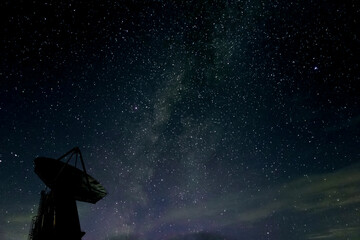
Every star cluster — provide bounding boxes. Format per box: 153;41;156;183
1;1;359;240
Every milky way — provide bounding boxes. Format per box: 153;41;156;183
1;1;359;240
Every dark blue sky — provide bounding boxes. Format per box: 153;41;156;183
1;1;359;240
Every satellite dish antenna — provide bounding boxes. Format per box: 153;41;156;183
28;147;107;240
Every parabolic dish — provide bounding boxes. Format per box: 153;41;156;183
34;157;107;204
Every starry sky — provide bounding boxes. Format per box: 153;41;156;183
1;1;359;240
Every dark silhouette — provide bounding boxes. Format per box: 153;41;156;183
28;147;107;240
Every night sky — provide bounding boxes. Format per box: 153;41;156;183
1;1;360;240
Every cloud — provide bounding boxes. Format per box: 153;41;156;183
169;232;233;240
160;162;360;226
307;227;360;239
0;212;33;240
108;233;139;240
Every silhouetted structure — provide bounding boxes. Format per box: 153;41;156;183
28;147;107;240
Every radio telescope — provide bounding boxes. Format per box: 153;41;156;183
28;147;107;240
